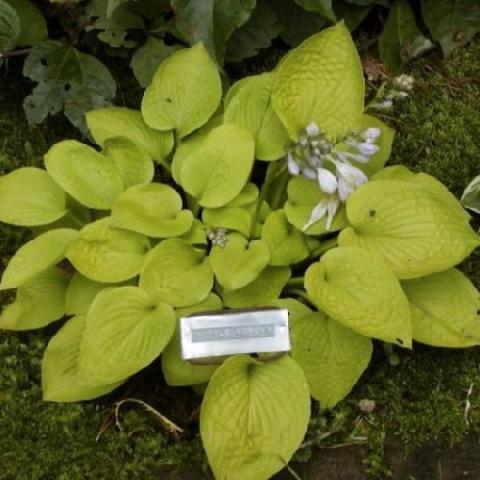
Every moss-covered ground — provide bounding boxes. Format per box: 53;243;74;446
0;39;480;480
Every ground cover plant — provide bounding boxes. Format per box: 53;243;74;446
0;19;479;480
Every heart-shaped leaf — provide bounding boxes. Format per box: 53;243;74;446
0;228;78;290
224;72;289;161
200;355;310;480
402;268;480;347
103;137;154;188
272;22;364;140
86;106;174;163
0;167;66;226
339;180;480;279
290;311;373;408
142;43;222;138
261;210;309;266
42;315;123;402
45;140;124;210
180;124;255;208
210;233;270;290
305;247;412;347
0;267;70;330
222;266;291;308
79;286;175;385
66;217;150;283
140;238;213;307
111;183;193;238
202;207;252;237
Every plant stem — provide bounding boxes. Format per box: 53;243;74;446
309;237;338;259
0;48;30;59
286;277;304;288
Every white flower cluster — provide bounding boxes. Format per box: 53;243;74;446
287;122;381;231
371;74;414;110
207;228;228;248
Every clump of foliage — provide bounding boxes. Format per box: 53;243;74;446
0;0;479;132
0;23;479;480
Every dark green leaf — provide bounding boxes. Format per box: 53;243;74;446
0;0;20;53
334;0;372;31
294;0;336;22
23;41;116;134
269;0;327;47
226;0;282;62
130;37;181;87
172;0;256;64
379;0;433;74
86;0;144;48
3;0;46;46
421;0;480;56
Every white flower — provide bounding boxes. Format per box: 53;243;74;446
326;196;339;230
302;167;317;180
305;122;319;137
317;167;337;194
364;127;381;140
393;74;414;92
357;142;380;156
303;199;328;231
288;153;300;175
334;160;367;202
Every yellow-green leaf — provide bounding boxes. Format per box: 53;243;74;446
45;140;124;210
305;247;412;346
0;167;66;226
272;22;364;140
141;43;222;138
402;268;480;347
0;228;78;289
111;183;193;238
291;311;372;407
200;355;310;480
66;217;150;283
339;180;480;279
180;124;255;208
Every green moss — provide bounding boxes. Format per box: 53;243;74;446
1;41;480;480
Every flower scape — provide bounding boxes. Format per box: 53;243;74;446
0;23;479;480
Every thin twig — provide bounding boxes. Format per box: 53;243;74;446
464;383;474;426
0;48;30;59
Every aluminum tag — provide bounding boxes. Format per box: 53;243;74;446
180;307;290;362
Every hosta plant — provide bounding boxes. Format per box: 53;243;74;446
1;22;479;480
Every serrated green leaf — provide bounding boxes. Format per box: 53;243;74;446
210;233;270;290
261;210;309;266
222;266;291;308
290;311;372;407
224;73;289;161
65;273;129;315
111;183;193;238
0;267;70;330
305;247;412;346
0;229;78;290
339;180;480;279
45;140;124;210
226;1;282;62
42;315;123;402
66;217;150;283
0;0;19;52
131;37;181;87
103;137;154;189
272;22;364;140
172;0;256;64
462;174;480;214
421;0;480;57
0;167;67;226
202;206;252;236
23;41;116;134
379;0;433;75
200;355;310;480
284;175;347;235
162;293;222;386
180;124;255;208
140;238;213;307
79;286;175;385
86;107;174;164
402;268;480;347
141;43;222;138
4;0;46;46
